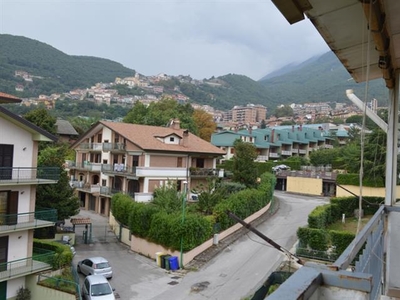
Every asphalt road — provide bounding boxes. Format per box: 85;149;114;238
151;191;329;300
70;191;328;300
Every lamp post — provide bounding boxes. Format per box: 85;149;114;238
180;181;188;268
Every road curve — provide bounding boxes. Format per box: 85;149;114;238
150;191;329;300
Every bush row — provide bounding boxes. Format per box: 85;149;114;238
112;172;276;252
308;196;383;229
33;239;73;269
336;173;385;187
299;196;382;257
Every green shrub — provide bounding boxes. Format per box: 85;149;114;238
336;173;385;187
111;193;134;225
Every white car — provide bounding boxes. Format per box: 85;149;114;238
272;164;290;172
77;257;113;279
81;275;115;300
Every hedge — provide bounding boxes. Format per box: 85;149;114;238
336;173;385;187
33;239;73;269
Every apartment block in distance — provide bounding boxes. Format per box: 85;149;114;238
0;92;59;300
66;119;225;216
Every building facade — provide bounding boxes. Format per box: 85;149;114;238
0;92;59;300
66;119;225;216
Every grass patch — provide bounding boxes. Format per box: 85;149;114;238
38;267;77;295
327;216;372;233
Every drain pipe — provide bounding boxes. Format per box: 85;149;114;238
346;89;388;133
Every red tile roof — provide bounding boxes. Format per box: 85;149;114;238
0;92;22;103
101;121;225;155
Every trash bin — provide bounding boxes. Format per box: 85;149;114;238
155;252;164;267
160;255;168;269
163;255;171;270
169;256;179;271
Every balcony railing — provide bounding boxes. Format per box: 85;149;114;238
76;143;102;151
0;249;54;281
70;181;100;193
269;153;280;158
68;161;101;172
299;149;307;154
190;168;221;177
281;150;291;156
0;167;59;185
101;164;136;176
102;143;126;151
0;209;57;234
269;205;387;299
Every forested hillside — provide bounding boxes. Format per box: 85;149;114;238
259;52;388;106
0;34;134;96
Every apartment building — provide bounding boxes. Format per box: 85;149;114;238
230;104;267;124
66;119;225;216
211;125;334;162
0;92;59;300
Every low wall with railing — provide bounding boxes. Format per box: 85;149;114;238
25;271;77;300
109;201;271;266
336;184;400;197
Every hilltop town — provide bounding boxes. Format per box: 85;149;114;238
15;70;376;128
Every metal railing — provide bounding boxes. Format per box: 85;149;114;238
37;267;81;300
0;167;59;183
0;208;57;232
0;249;54;281
190;168;220;177
101;164;136;175
76;143;102;151
102;143;126;151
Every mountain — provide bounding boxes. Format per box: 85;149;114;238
0;34;134;96
259;51;387;106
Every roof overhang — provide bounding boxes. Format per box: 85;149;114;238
0;92;22;104
272;0;400;88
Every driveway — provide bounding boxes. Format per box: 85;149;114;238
69;210;180;299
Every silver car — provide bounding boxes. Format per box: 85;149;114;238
81;275;115;300
77;257;113;279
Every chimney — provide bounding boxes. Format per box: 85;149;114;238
169;118;181;130
292;125;294;132
182;129;189;147
271;129;275;143
248;126;252;135
299;124;303;131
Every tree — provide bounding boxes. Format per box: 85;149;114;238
69;116;97;135
309;148;339;167
23;108;57;135
232;139;258;188
260;119;267;129
274;105;293;118
195;178;226;215
36;145;80;220
192;109;216;141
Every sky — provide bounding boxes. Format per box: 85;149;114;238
0;0;330;81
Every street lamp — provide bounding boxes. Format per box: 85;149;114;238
180;180;188;268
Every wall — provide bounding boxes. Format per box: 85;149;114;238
287;177;323;196
335;185;400;198
25;273;76;300
150;155;177;167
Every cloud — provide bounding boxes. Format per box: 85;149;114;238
0;0;330;80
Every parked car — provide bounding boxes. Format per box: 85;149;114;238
77;257;113;279
81;275;115;300
272;164;290;172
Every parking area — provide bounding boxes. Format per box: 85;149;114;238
68;210;183;299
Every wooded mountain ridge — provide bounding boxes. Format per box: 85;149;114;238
0;34;388;111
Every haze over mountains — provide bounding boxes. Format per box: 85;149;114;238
0;34;387;111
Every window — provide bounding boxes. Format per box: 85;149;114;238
177;157;182;167
170;137;175;142
230;148;235;154
196;158;205;168
132;156;139;167
102;180;106;186
97;134;102;143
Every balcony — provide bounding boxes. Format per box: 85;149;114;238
292;149;299;154
190;168;223;178
269;153;280;158
135;167;187;178
68;161;101;172
76;143;102;151
102;143;126;152
281;150;291;156
256;155;269;161
101;164;136;176
324;144;334;149
0;249;54;282
299;149;307;154
0;167;59;186
70;181;100;193
0;209;57;234
269;205;391;299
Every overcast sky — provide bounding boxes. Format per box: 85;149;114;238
0;0;330;81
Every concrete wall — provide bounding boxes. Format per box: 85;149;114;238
109;201;271;266
287;177;323;196
336;185;400;198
